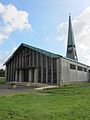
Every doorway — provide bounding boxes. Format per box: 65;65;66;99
23;68;37;82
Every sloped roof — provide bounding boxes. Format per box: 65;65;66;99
4;43;60;65
23;43;60;58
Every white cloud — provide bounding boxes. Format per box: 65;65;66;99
0;3;31;45
57;6;90;65
0;3;31;69
0;46;18;69
0;51;9;69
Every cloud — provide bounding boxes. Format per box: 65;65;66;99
0;3;31;45
57;6;90;65
0;46;19;69
0;51;9;69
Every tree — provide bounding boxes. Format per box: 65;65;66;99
0;69;5;77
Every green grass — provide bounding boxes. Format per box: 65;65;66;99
0;77;5;85
0;82;90;120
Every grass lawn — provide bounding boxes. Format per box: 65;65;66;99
0;77;6;85
0;81;90;120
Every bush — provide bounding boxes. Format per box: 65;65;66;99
0;69;5;77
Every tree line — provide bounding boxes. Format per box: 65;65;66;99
0;69;5;77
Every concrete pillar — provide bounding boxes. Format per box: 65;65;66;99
10;62;12;81
13;59;15;81
34;69;38;83
88;70;90;82
9;63;11;81
29;50;31;66
41;54;43;83
57;59;60;86
15;70;18;82
19;70;22;82
8;64;10;81
57;58;63;86
12;60;14;81
5;67;7;81
22;51;24;67
12;61;14;81
16;56;18;68
32;51;34;66
46;56;48;83
29;69;32;82
7;65;9;81
24;50;26;67
19;53;21;68
36;52;39;66
51;59;53;84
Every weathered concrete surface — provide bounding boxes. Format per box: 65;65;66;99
0;84;34;96
0;83;58;96
35;85;58;90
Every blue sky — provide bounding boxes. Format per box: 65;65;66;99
0;0;90;68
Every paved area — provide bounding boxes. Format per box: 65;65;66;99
0;84;35;96
35;85;58;90
0;84;58;96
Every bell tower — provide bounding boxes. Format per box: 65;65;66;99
66;14;78;61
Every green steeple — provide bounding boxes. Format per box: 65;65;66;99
66;14;78;61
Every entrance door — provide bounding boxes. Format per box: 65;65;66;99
23;69;29;82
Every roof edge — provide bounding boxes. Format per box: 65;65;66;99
3;43;60;65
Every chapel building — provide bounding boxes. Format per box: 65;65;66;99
4;15;90;85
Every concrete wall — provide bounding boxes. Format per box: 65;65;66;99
61;57;89;84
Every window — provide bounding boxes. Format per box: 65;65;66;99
70;64;76;70
77;66;83;71
84;68;87;72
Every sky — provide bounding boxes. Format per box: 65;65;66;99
0;0;90;69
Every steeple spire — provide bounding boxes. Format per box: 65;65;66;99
66;14;78;61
